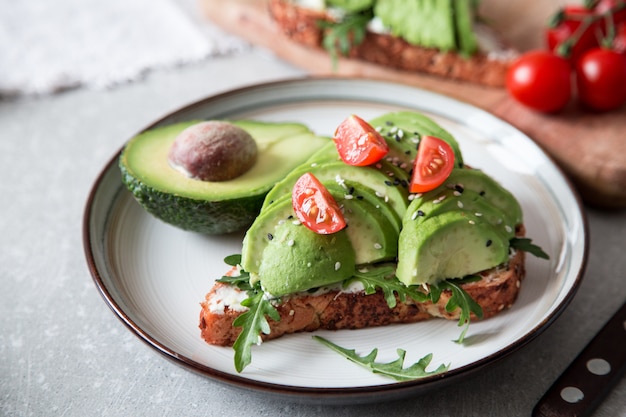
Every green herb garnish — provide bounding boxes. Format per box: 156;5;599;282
430;276;484;344
318;11;372;69
510;237;550;259
313;336;449;381
231;285;280;373
347;265;429;308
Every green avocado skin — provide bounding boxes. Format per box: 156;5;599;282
119;163;263;234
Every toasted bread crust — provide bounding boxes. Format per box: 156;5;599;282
267;0;515;87
199;228;526;347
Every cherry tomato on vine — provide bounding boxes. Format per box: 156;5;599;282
506;50;572;113
292;172;346;234
575;48;626;111
333;114;389;166
409;136;455;194
594;0;626;26
612;22;626;54
546;5;599;64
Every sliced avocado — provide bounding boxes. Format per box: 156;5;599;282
396;210;510;286
406;187;515;240
242;181;398;273
440;168;523;227
324;184;399;264
261;160;410;220
340;179;402;233
241;195;295;274
374;0;457;51
453;0;478;56
368;111;464;169
256;219;356;296
119;120;329;234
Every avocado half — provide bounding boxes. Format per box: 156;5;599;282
119;120;330;234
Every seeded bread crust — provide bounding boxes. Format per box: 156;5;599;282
199;226;526;347
267;0;516;87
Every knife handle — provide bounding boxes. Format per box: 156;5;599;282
533;301;626;417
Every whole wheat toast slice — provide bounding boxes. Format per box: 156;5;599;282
199;227;526;347
267;0;518;87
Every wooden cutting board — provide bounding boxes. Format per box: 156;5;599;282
199;0;626;209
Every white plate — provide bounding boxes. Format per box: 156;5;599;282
83;78;588;404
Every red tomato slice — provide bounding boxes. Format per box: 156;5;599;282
333;115;389;166
410;136;455;194
292;173;346;234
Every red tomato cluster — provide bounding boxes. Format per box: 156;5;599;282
506;0;626;113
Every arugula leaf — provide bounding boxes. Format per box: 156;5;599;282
216;255;253;290
318;11;372;68
510;237;550;260
431;276;483;343
347;266;429;308
231;286;280;373
313;336;449;381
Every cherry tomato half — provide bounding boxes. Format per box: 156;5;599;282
546;5;599;64
292;172;346;234
409;136;455;194
575;48;626;111
506;50;572;113
333;114;389;166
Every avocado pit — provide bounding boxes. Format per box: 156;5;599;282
168;121;258;182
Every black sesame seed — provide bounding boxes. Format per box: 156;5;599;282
267;233;274;241
486;239;492;247
384;180;393;186
395;134;401;141
454;184;464;193
405;150;411;155
287;214;294;219
348;186;355;195
417;210;425;217
400;179;408;187
480;190;486;196
385;120;394;126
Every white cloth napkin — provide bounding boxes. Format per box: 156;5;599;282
0;0;249;96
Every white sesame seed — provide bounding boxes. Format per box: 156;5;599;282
505;225;512;233
335;262;341;271
457;201;464;208
287;239;295;246
374;243;382;249
292;220;301;226
411;211;418;220
475;212;483;216
453;191;462;197
468;220;475;225
344;194;354;199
